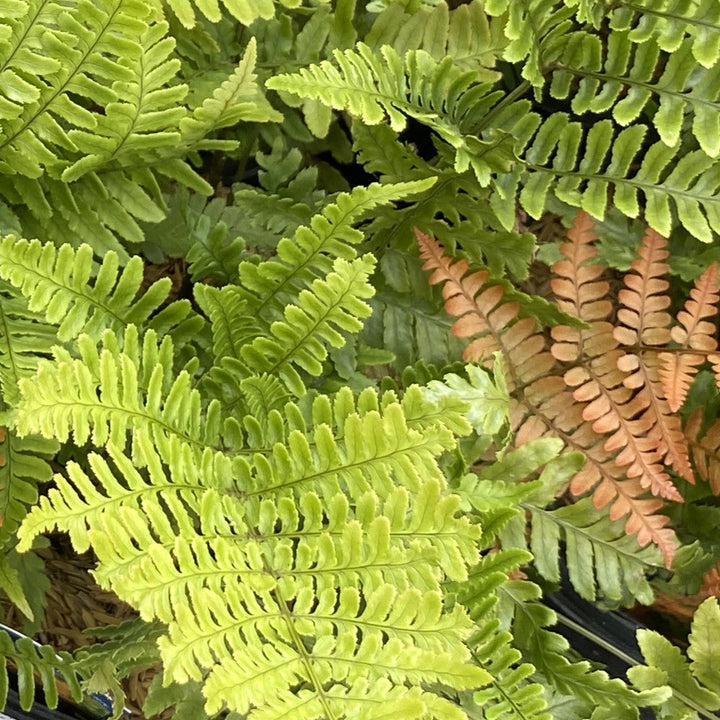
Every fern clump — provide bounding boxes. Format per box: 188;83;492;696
0;1;718;719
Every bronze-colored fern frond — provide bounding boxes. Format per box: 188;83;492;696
417;211;720;567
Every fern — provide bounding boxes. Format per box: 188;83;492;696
549;31;720;156
267;44;516;185
0;2;280;253
608;0;720;69
365;0;506;76
0;237;197;342
416;210;720;567
628;597;720;719
16;382;487;717
0;628;82;713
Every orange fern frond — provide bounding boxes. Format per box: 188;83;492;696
415;229;554;391
685;409;720;494
659;263;720;412
610;227;692;488
550;216;684;502
416;216;681;566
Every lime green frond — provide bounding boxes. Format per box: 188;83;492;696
550;30;720;156
0;3;279;251
0;237;182;342
0;287;56;407
179;37;282;143
267;44;515;184
60;20;190;183
162;0;275;28
14;328;230;469
17;375;485;718
0;430;56;548
451;551;550;720
0;0;151;177
231;179;435;324
365;0;506;75
240;255;376;395
16;436;211;554
629;598;720;718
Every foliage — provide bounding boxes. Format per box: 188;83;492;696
0;1;716;719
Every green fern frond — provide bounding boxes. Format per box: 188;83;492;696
629;598;720;718
609;0;720;69
365;0;506;76
482;0;575;86
15;328;228;467
550;31;720;156
0;0;151;176
17;374;485;718
453;550;552;720
0;287;56;406
232;180;435;323
498;579;664;715
231;186;316;250
0;430;56;548
0;628;82;713
162;0;276;28
61;20;191;183
523;498;663;606
74;618;164;679
492;112;720;242
0;237;178;341
178;37;282;143
240;255;376;395
16;436;212;554
267;44;516;183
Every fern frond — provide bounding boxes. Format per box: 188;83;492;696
267;44;516;184
498;579;662;714
609;0;720;69
16;435;212;554
0;430;56;548
18;376;485;718
449;549;552;719
238;255;376;396
494;111;720;243
178;37;282;143
612;227;693;484
660;263;720;412
60;20;190;182
552;219;685;501
0;0;151;176
525;498;662;605
0;237;180;342
482;0;574;86
550;31;720;156
15;327;227;470
685;409;720;494
629;598;720;718
688;597;720;695
0;287;56;406
365;0;506;75
234;180;434;323
0;628;82;713
162;0;275;28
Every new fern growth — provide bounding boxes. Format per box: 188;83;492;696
417;211;720;572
